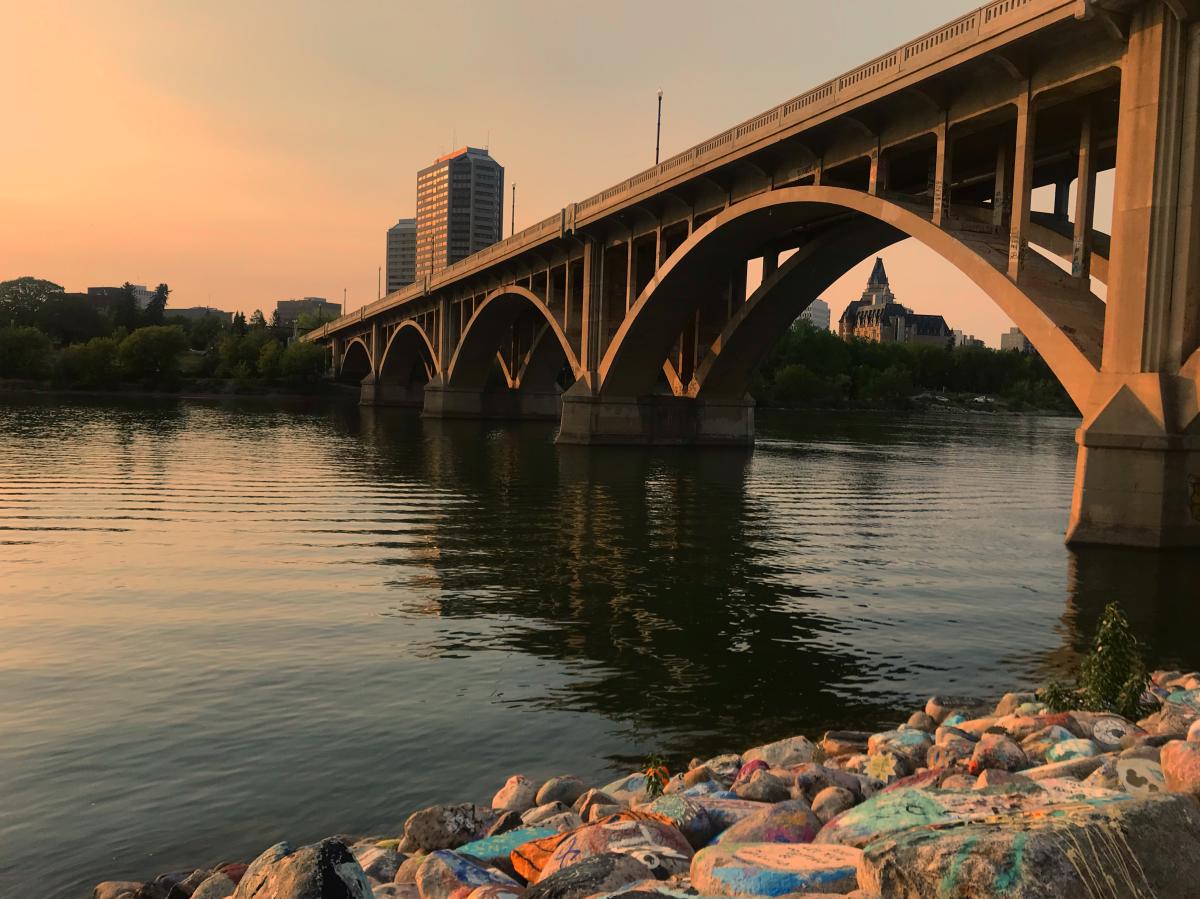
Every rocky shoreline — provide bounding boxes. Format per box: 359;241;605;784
94;669;1200;899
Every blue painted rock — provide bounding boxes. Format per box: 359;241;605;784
694;798;773;834
538;817;693;881
941;712;968;727
1020;724;1075;762
523;853;658;899
1043;738;1099;764
493;776;539;813
458;827;558;867
691;842;861;896
867;729;932;764
680;781;736;799
416;850;518;899
715;799;821;845
1162;739;1200;796
232;839;372;899
536;777;588;807
404;805;503;852
637;795;713;849
742;736;816;769
858;793;1200;899
967;733;1028;775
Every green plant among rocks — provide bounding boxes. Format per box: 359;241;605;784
643;753;670;800
1038;602;1152;720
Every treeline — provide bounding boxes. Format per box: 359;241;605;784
751;321;1074;412
0;277;327;391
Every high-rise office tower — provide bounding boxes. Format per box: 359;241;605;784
414;147;503;281
386;218;417;294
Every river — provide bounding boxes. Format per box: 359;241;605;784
1;396;1197;897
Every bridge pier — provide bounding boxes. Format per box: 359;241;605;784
359;376;426;407
422;381;561;420
557;382;754;446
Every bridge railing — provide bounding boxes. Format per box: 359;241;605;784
309;0;1067;342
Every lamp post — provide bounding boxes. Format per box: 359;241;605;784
511;182;516;237
655;88;663;165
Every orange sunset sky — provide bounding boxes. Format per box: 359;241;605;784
2;1;1110;345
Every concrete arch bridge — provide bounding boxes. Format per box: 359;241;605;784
313;0;1200;548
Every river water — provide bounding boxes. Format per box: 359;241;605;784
1;396;1197;897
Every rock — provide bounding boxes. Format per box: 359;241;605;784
934;725;976;746
463;887;524;899
862;750;914;784
540;812;584;832
494;776;539;813
523;803;572;826
523;853;659;899
905;711;935;732
537;817;693;881
232;839;372;899
939;774;974;790
701;754;743;782
351;842;403;883
733;759;769;783
732;771;790;803
1021;755;1106;781
485;812;525;838
192;873;238;899
857;793;1200;899
416;850;518;899
810;787;855;823
742;736;816;769
1119;744;1161;762
404;804;501;852
1189;719;1200;743
926;738;973;770
374;887;421;899
993;691;1037;717
693;798;773;834
691;842;862;896
132;870;201;899
638;795;713;849
789;763;869;802
716;799;821;845
536;777;588;807
1044;738;1100;763
1072;713;1144;751
924;696;951;724
234;844;293;894
953;716;999;738
973;769;1037;791
574;789;620;818
679;781;735;799
966;732;1027;775
396;853;427;883
867;730;931;767
1020;724;1075;762
682;767;714;788
93;884;143;899
457;827;558;867
1162;739;1200;795
586;803;626;823
820;731;870;757
603;774;653;805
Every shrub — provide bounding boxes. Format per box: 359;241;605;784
258;340;283;379
58;337;120;387
117;325;188;380
0;325;53;378
1039;603;1151;719
280;341;328;386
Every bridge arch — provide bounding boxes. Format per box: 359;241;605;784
598;186;1105;410
379;320;437;387
446;285;581;391
339;337;373;383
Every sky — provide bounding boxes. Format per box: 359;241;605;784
1;1;1107;345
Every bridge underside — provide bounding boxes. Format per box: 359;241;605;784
320;1;1200;548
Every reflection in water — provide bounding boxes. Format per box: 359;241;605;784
0;396;1197;898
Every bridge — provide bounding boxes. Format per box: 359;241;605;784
309;0;1200;549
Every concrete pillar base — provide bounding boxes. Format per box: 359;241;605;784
360;381;426;407
1066;431;1200;548
422;384;561;420
557;387;755;446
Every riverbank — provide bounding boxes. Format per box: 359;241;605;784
93;668;1200;899
0;377;358;403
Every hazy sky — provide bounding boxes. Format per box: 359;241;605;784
2;1;1100;345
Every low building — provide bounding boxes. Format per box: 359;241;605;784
88;284;154;309
166;307;233;323
1001;326;1035;353
386;218;417;293
838;258;953;347
953;329;985;348
800;298;831;331
275;297;341;327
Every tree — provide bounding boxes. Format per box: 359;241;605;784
0;325;54;378
143;283;169;326
258;340;283;379
270;309;282;329
117;325;188;380
0;277;64;327
249;309;266;329
58;337;120;387
37;294;109;345
112;283;141;332
232;311;247;335
281;340;328;386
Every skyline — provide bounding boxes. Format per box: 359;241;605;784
4;1;1107;346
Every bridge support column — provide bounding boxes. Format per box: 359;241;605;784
422;380;561;420
557;381;754;446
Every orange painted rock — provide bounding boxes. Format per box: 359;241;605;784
691;842;861;896
1162;739;1200;796
536;817;692;882
966;732;1027;775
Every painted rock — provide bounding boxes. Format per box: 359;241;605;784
953;716;1000;738
523;853;658;899
458;827;558;867
1044;738;1100;764
790;763;868;802
820;731;870;757
967;733;1027;775
694;798;773;834
351;842;403;882
715;799;821;845
376;887;421;899
680;781;735;799
941;711;968;727
396;853;428;883
1188;718;1200;743
575;789;620;817
1020;724;1075;762
539;812;585;833
858;793;1200;899
464;887;525;899
638;794;713;849
974;769;1038;792
926;738;973;770
925;696;952;724
417;850;518;899
810;787;855;824
867;729;932;764
993;691;1038;717
1074;713;1143;751
404;805;502;852
934;725;976;746
906;711;936;732
536;777;588;807
603;774;653;805
733;759;769;783
538;817;693;881
232;839;372;899
1115;757;1167;796
1021;755;1106;781
701;754;744;782
494;776;539;813
742;736;816;769
683;766;715;788
1016;701;1048;716
523;803;572;826
732;771;790;803
691;842;861;896
1161;739;1200;796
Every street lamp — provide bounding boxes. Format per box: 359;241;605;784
655;88;663;165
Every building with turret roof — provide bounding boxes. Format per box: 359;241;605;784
837;258;953;348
